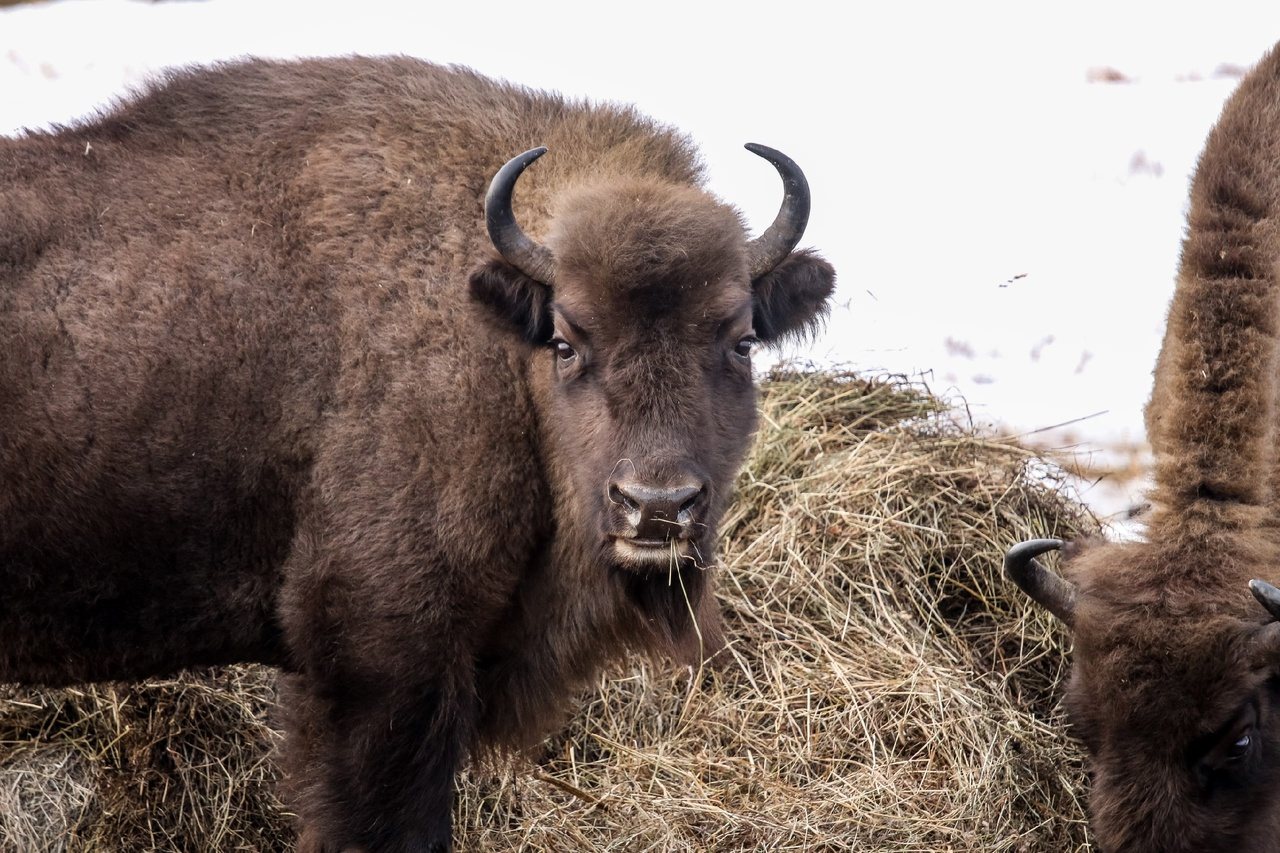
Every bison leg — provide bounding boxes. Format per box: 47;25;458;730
281;668;473;853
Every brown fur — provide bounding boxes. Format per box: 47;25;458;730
1049;44;1280;852
0;57;835;852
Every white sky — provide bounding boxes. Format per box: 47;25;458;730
5;0;1280;523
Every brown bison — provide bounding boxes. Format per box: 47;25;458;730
0;57;835;851
1005;42;1280;853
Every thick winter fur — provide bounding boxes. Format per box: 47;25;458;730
0;57;835;852
1049;44;1280;852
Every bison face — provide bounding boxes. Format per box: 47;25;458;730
470;153;834;574
1070;622;1280;853
1006;537;1280;852
535;264;764;573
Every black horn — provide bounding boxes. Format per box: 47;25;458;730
744;143;812;279
484;146;556;285
1004;538;1077;627
1250;579;1280;622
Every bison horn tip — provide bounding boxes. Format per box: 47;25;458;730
1250;579;1280;620
1003;538;1064;572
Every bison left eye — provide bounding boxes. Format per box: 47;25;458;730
553;339;577;361
734;336;758;359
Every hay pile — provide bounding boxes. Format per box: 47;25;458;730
0;370;1099;852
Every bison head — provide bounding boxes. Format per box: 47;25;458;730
469;145;834;574
1005;536;1280;852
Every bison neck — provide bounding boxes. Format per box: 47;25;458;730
472;531;721;751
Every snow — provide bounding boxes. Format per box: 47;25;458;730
6;0;1280;531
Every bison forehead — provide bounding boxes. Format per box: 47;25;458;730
547;179;749;295
1069;608;1261;748
557;279;752;334
1062;536;1280;742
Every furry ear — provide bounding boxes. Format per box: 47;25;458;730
468;258;553;344
751;249;836;344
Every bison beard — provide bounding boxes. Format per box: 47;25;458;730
0;57;835;851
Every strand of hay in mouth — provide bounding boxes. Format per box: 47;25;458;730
0;369;1097;852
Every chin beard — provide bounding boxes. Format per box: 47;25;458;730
597;535;720;660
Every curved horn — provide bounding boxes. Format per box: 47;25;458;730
744;142;812;279
1004;538;1077;627
484;146;556;285
1250;579;1280;622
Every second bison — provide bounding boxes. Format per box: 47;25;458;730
1006;40;1280;853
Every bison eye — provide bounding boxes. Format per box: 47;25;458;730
734;335;758;360
1228;731;1254;760
553;339;577;361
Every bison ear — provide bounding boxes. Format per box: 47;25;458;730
469;258;553;344
751;249;836;344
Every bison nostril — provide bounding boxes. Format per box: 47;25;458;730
677;485;705;516
609;478;709;540
609;483;639;512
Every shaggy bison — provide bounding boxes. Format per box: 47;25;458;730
0;57;835;851
1006;42;1280;852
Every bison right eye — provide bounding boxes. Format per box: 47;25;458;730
1227;731;1254;761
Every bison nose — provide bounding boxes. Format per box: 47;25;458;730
609;479;708;541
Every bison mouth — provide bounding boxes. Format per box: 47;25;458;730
609;534;707;572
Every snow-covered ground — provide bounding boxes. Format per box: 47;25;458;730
6;0;1280;532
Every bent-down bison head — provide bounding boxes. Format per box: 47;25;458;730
1005;537;1280;852
470;145;834;573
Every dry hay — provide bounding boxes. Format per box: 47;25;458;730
0;370;1098;852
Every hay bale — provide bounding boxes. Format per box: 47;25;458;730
1;671;286;852
0;370;1097;852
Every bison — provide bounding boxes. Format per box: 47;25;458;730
0;56;835;851
1005;41;1280;853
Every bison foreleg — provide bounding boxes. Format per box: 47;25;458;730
282;669;474;853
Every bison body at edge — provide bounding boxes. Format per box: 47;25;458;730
1006;41;1280;853
0;56;835;852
